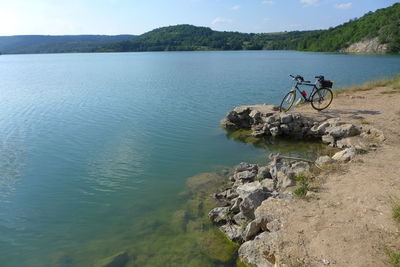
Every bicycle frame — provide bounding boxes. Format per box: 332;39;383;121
290;81;319;102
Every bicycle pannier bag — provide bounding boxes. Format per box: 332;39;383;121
321;80;333;88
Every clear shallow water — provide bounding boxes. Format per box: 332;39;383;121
0;51;399;266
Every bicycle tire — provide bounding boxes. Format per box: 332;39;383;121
280;91;296;112
311;88;333;111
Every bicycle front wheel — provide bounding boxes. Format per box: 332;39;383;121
280;91;296;112
311;88;333;111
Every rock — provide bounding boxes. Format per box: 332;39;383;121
280;124;291;135
266;219;281;232
280;113;293;124
237;182;270;219
230;198;242;213
265;116;275;124
238;232;280;267
341;37;388;54
321;134;335;145
235;162;258;173
332;147;356;162
208;207;230;224
269;127;280;137
290;161;310;176
249;110;262;124
261;179;275;192
226;189;239;200
276;171;295;189
326;124;360;139
94;251;129;267
220;118;238;130
315;156;333;166
220;223;243;242
242;220;261;241
242;216;270;241
252;129;265;137
336;136;369;150
234;170;257;182
316;121;331;133
257;166;272;180
233;212;248;226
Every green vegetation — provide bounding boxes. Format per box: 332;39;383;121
335;74;400;96
384;247;400;267
1;3;399;54
0;35;135;54
293;174;311;198
392;198;400;223
95;3;400;54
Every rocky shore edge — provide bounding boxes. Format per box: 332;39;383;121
208;104;386;266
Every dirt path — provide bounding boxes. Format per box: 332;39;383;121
278;87;400;266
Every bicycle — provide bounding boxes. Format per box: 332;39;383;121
279;74;334;112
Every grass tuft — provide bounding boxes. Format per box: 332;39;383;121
334;74;400;96
383;247;400;267
293;174;310;198
392;197;400;223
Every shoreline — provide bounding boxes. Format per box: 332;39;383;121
209;76;400;266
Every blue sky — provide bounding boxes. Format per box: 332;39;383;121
0;0;398;35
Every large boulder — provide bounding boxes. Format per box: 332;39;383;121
220;223;244;242
315;155;333;166
236;182;270;219
242;216;270;241
332;147;356;162
325;123;360;139
235;162;258;173
208;207;230;224
257;166;272;180
238;231;281;267
234;170;257;183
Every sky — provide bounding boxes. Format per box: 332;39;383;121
0;0;398;36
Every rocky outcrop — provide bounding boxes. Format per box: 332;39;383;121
221;105;385;152
340;38;388;54
208;158;309;265
214;104;388;266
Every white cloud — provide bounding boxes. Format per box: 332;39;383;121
212;17;232;25
230;5;240;10
334;2;352;9
300;0;318;7
261;0;275;5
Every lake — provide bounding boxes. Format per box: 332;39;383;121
0;51;399;266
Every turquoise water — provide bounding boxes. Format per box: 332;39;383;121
0;51;399;266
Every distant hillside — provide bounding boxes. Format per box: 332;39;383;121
0;35;135;54
298;2;400;53
1;3;399;55
94;24;315;52
97;3;400;54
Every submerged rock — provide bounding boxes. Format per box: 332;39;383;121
94;251;129;267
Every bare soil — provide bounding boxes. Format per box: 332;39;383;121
277;87;400;266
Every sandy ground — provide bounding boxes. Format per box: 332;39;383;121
277;87;400;266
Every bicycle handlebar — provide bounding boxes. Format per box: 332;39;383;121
291;74;324;83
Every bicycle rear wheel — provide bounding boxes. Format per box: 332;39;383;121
311;88;333;111
280;91;296;112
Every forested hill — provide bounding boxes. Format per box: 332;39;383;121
1;3;399;54
0;35;135;54
96;3;400;54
